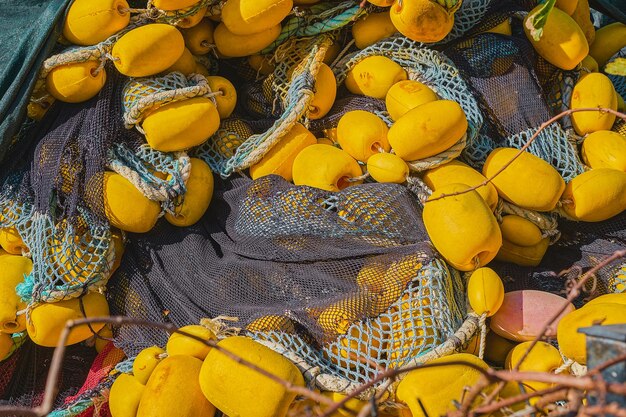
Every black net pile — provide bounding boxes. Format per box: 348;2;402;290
0;69;149;306
108;175;466;383
0;341;96;409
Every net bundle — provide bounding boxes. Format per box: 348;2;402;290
108;175;474;393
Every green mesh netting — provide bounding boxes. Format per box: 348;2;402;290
261;1;365;55
15;210;113;303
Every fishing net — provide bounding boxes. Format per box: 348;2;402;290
444;31;584;181
0;341;96;410
0;66;191;307
45;343;127;417
324;36;484;172
108;174;474;394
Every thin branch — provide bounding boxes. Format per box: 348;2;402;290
467;248;626;413
0;316;338;417
426;107;626;203
472;386;567;415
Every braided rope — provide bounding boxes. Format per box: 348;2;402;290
495;200;561;244
477;312;487;360
108;145;191;202
123;73;217;128
406;133;468;172
222;38;332;176
405;175;432;206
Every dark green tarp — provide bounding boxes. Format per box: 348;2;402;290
0;0;71;166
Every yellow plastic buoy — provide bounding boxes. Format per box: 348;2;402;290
165;158;214;227
46;61;107;103
199;336;304;417
214;23;281;57
482;148;565;212
112;24;185;77
137;355;216;417
560;168;626;222
389;0;454;43
345;56;407;99
249;123;317;182
557;303;626;364
132;345;166;385
385;80;438;121
588;23;626;68
485;18;512;35
336;110;390;162
581;130;626;171
422;160;498;211
142;97;221;152
505;341;565;391
166;324;216;360
388;100;468;161
221;0;293;35
580;55;599;72
366;152;409;184
292;144;363;191
27;292;109;347
248;54;275;76
555;0;578;15
177;6;208;29
205;76;237;119
0;255;32;333
499;215;544;247
571;0;595;45
423;183;502;271
523;6;588;70
153;0;199;10
396;353;489;417
570;73;618;135
352;12;397;49
181;19;215;55
100;172;161;233
484;330;517;365
0;227;27;255
467;267;505;316
308;63;337;120
63;0;131;46
164;48;197;76
109;373;145;417
585;293;626;307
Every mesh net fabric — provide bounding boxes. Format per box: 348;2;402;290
197;36;330;177
0;69;130;303
0;341;97;409
444;32;584;180
108;175;466;385
0;68;191;304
